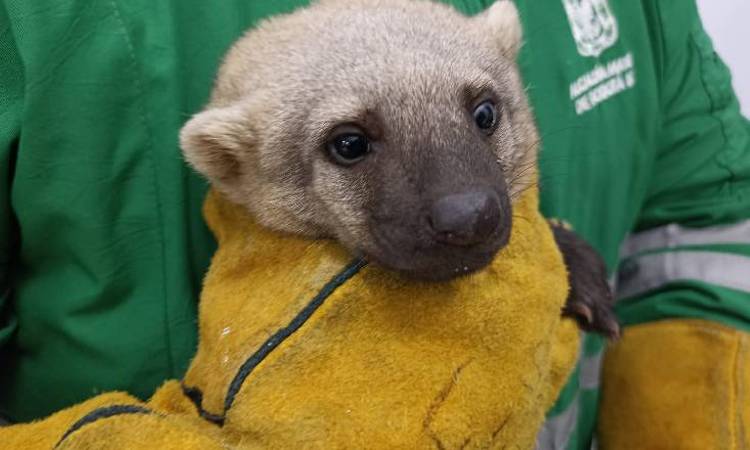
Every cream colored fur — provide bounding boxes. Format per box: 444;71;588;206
180;0;537;257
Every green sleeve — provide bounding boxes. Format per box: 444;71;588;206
0;1;22;348
638;0;750;228
617;0;750;331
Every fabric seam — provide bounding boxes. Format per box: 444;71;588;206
108;0;174;377
181;258;367;426
222;258;367;415
690;25;736;182
54;404;154;448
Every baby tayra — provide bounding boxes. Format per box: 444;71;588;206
181;0;618;336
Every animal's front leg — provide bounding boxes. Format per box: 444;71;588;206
549;220;620;339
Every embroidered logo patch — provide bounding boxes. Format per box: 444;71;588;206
562;0;619;58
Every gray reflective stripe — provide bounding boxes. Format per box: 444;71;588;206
535;394;579;450
616;251;750;300
620;220;750;260
607;273;617;295
579;352;603;390
535;347;601;450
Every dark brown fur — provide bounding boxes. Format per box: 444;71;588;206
551;222;620;338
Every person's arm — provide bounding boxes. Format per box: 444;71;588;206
614;0;750;330
0;1;22;351
599;1;750;447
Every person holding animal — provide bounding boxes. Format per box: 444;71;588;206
1;0;748;448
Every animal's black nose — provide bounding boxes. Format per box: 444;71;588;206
429;190;501;246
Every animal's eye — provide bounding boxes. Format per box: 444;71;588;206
327;132;371;165
473;100;498;132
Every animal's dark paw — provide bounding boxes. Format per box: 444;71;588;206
561;282;620;340
549;220;621;340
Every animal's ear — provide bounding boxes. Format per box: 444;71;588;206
179;106;254;183
479;0;523;58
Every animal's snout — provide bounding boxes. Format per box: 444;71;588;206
429;190;502;246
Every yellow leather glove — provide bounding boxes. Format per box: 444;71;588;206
599;319;750;449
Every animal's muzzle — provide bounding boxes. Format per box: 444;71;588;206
428;189;503;247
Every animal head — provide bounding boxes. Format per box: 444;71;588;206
180;0;539;280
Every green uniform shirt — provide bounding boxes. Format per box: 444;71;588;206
1;1;749;448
